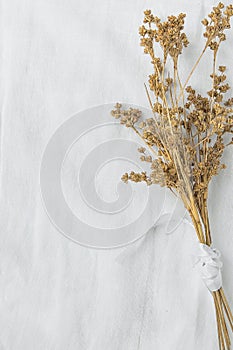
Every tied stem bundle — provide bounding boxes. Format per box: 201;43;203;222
111;3;233;349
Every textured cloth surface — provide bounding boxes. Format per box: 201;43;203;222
0;0;233;349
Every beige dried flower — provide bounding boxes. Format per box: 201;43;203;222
110;4;233;348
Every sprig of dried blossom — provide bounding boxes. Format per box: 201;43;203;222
111;3;233;350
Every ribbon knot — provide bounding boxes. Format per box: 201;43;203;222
195;243;223;292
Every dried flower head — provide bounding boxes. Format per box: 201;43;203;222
111;2;233;246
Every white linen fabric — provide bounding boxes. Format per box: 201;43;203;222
0;0;233;349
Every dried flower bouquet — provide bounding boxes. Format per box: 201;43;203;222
111;3;233;349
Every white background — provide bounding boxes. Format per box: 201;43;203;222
0;0;232;349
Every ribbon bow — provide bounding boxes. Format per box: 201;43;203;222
195;243;223;292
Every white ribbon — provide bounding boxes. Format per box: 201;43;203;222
195;243;223;292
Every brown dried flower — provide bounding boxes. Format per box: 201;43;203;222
111;6;233;347
111;3;233;214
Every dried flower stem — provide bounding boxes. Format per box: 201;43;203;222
178;41;209;102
